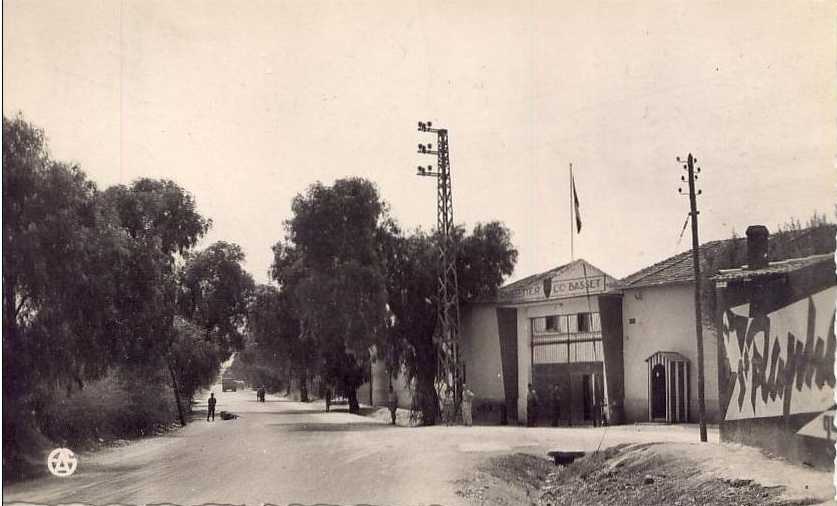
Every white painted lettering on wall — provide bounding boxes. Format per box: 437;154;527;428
498;276;605;302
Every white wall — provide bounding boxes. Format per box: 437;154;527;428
621;284;720;423
367;359;413;409
460;304;504;402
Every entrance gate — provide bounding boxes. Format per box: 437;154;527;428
531;313;605;425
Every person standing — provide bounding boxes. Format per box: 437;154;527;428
207;392;217;422
325;386;332;412
526;383;539;427
387;385;398;425
461;384;475;426
551;383;561;427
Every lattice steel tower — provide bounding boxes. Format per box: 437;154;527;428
416;121;463;423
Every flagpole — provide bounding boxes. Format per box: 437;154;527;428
569;163;574;261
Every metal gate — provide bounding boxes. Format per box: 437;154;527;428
531;312;605;425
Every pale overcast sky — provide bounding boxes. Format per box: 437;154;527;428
4;1;835;285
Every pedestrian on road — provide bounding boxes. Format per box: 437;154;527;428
388;385;398;425
551;383;561;427
461;384;475;426
207;392;217;422
325;386;332;412
526;383;539;427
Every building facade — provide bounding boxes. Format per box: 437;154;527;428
460;259;624;425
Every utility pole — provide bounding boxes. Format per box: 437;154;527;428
417;121;463;424
678;153;708;442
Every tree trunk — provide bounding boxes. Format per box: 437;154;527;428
167;362;187;426
417;372;439;425
347;387;360;414
300;367;309;402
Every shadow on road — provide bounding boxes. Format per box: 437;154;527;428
240;410;327;415
270;422;397;432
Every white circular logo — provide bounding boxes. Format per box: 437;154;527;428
47;448;78;477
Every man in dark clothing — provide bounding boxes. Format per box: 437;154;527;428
207;392;217;422
325;386;332;412
526;383;538;427
551;383;561;427
388;385;398;425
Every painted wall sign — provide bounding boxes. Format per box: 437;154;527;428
553;276;606;298
720;287;835;422
715;259;836;468
796;408;835;441
497;272;608;303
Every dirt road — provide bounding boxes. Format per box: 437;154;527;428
4;384;831;505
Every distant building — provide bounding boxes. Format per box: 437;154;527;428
359;354;413;409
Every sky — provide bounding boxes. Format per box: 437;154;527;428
4;1;836;285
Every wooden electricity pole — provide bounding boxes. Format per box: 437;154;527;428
678;153;708;442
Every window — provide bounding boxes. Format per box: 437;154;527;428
577;312;591;332
532;312;600;336
545;315;559;332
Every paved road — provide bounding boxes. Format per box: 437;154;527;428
5;383;722;505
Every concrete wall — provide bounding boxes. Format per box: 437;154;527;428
621;284;720;423
460;304;504;402
363;359;413;409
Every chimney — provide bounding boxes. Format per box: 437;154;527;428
746;225;769;270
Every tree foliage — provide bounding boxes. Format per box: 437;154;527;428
178;241;256;357
3;115;247;465
379;221;517;424
167;317;222;402
260;175;517;419
271;178;389;410
3;115;119;398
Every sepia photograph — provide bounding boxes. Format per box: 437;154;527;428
2;1;836;504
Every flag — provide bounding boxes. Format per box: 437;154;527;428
572;174;582;233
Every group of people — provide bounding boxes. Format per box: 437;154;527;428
527;383;606;427
526;383;560;427
209;382;601;427
205;385;267;422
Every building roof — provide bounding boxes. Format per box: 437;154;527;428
620;225;836;290
712;253;834;282
620;240;740;290
498;258;584;294
492;258;619;304
646;351;690;363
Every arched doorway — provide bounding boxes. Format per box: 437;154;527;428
646;351;690;423
651;364;666;420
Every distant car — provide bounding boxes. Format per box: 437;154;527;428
222;378;237;392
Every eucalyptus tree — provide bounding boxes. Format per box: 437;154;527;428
273;178;388;412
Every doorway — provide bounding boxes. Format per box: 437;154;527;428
651;364;666;420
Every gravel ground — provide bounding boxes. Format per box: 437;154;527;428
457;443;831;506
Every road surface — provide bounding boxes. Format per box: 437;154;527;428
4;383;777;505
